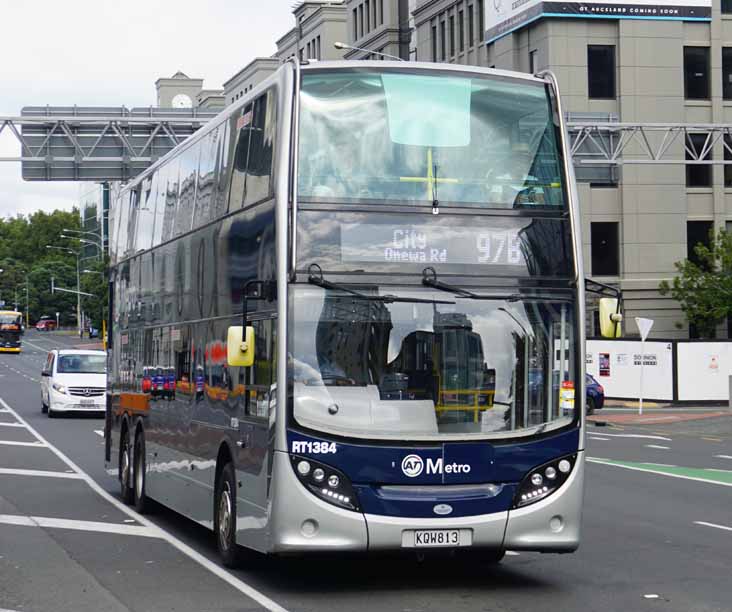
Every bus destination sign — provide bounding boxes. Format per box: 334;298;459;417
340;223;525;267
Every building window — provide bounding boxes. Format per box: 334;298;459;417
449;15;455;56
372;0;377;28
529;49;537;74
684;46;710;100
686;133;712;188
587;45;615;99
725;135;732;188
687;220;713;268
380;0;384;24
724;0;732;13
353;8;358;40
359;4;364;38
432;23;438;61
723;48;732;100
440;20;446;60
591;222;620;276
478;0;484;43
366;0;370;32
459;10;465;52
468;5;474;47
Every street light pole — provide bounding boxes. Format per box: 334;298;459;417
46;245;83;336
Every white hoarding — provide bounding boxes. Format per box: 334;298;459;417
677;342;732;402
586;340;673;401
485;0;711;43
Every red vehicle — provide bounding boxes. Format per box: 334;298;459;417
35;317;57;331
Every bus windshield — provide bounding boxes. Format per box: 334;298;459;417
290;286;577;441
298;69;565;209
0;313;22;328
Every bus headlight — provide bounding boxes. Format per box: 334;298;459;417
290;455;360;512
513;454;577;508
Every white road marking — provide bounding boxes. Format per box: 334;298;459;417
0;396;290;612
588;458;732;488
505;550;520;556
694;521;732;533
0;468;85;479
643;594;660;599
591;433;672;441
0;514;158;538
645;444;670;450
714;455;732;460
94;429;104;437
0;440;46;448
589;436;610;441
0;423;26;428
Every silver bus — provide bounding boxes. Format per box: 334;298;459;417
106;60;619;566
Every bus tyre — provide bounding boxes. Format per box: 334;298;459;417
215;462;242;568
586;397;596;415
133;430;150;514
120;428;134;504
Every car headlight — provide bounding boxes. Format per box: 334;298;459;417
290;455;360;512
52;382;67;395
513;454;577;508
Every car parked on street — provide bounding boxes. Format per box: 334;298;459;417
35;316;57;331
40;349;106;417
528;370;605;415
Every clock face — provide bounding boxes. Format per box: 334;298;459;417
172;93;193;109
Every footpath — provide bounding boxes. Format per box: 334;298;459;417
589;399;730;426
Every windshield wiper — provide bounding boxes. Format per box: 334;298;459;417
308;264;454;305
421;267;573;303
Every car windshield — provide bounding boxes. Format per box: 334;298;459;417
57;354;106;374
290;285;577;441
298;69;565;209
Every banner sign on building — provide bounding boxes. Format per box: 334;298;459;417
485;0;711;43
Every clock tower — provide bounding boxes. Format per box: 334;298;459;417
155;71;204;108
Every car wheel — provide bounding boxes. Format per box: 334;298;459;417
214;462;242;568
120;428;134;504
133;430;151;514
586;397;596;415
41;397;48;414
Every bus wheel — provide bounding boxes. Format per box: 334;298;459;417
133;430;150;514
120;428;134;504
214;462;242;568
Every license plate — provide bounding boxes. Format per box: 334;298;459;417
80;399;95;406
405;529;471;548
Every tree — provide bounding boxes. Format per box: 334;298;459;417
659;229;732;338
0;208;85;324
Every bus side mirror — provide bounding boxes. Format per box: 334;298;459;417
227;325;255;367
599;298;623;338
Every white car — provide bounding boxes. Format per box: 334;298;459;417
41;349;107;417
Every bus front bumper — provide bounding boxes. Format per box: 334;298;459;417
268;451;583;554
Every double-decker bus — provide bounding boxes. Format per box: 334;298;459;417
106;60;620;566
0;310;23;354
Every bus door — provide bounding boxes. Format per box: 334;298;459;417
234;316;276;517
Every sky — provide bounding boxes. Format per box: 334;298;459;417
0;0;293;219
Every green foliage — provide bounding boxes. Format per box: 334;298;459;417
0;209;107;326
659;229;732;338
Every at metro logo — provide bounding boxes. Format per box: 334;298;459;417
401;454;471;477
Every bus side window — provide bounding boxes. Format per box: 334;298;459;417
243;91;276;207
246;318;276;419
229;103;254;211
